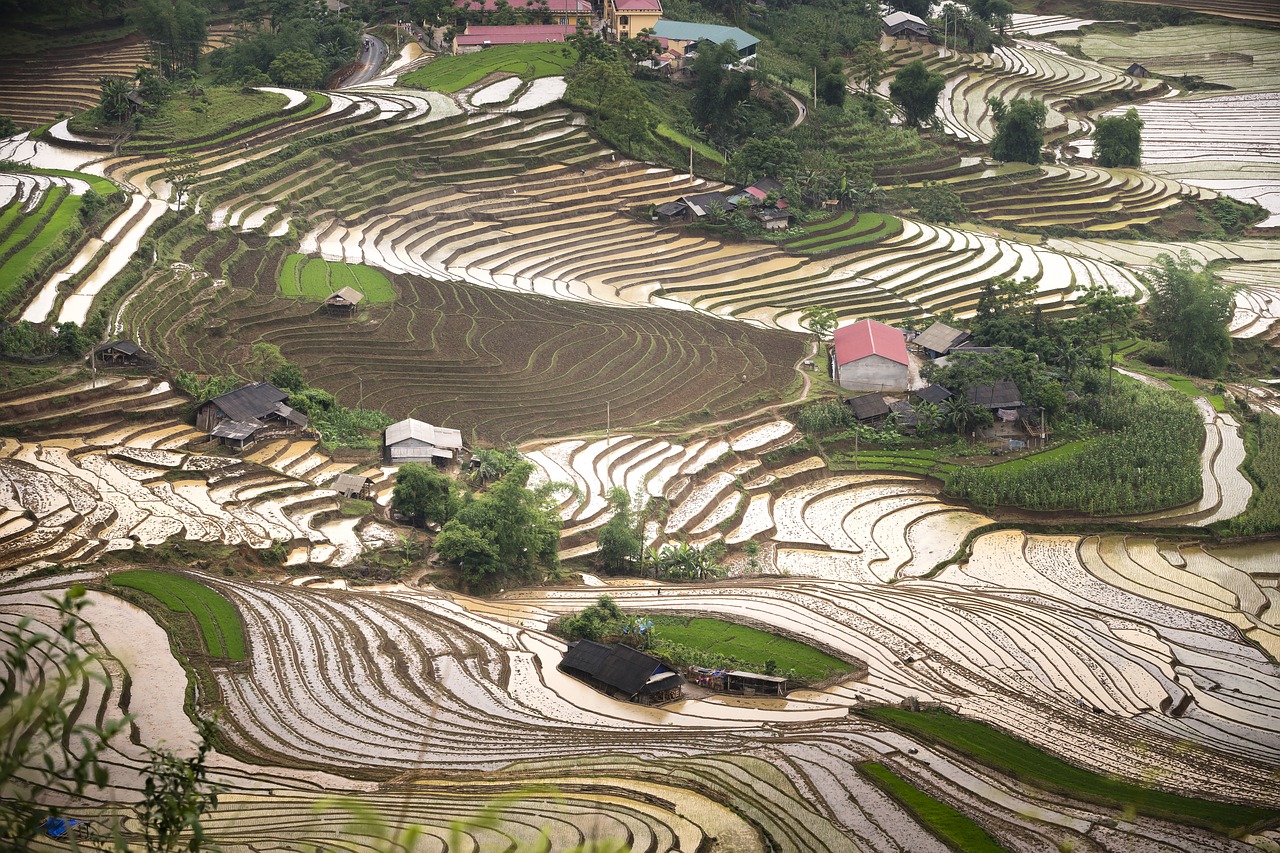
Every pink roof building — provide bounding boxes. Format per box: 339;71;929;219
831;319;909;392
456;23;577;46
454;0;591;15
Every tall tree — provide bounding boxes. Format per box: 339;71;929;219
889;60;945;128
1093;108;1143;168
1142;251;1236;378
849;42;888;91
268;49;325;88
98;75;133;122
597;486;641;573
798;305;838;340
1081;284;1138;395
988;96;1047;164
392;463;463;527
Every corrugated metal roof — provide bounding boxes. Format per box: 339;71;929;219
882;10;928;28
914;321;969;354
848;392;890;421
386;418;464;450
833;319;908;367
202;382;289;423
651;20;759;51
210;419;263;440
561;640;679;696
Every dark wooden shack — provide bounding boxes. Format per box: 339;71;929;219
560;640;683;704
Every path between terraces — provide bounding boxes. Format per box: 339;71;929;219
519;339;821;452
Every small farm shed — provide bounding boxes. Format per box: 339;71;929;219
1126;62;1150;78
756;207;793;231
690;666;789;696
559;640;684;704
882;10;930;39
913;321;970;357
967;380;1023;410
324;286;365;313
93;340;152;366
454;23;576;51
913;384;952;405
332;473;370;499
385;418;464;464
846;392;891;424
196;382;309;445
889;399;918;429
680;190;731;219
655;200;688;223
831;319;909;392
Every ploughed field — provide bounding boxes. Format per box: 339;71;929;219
116;236;803;443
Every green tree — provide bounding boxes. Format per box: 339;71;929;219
849;41;888;91
1;588;127;848
888;0;930;17
55;322;90;357
728;136;802;185
1093;108;1143;168
0;115;18;137
392;463;463;527
131;0;207;75
248;341;288;380
889;60;945;128
914;180;967;223
798;305;838;340
1142;251;1235;378
99;75;133;122
139;714;223;853
988;96;1048;164
269;361;306;393
1081;284;1138;395
162;151;199;211
597;486;641;573
435;520;499;584
269;49;325;88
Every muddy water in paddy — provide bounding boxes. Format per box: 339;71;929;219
82;590;198;752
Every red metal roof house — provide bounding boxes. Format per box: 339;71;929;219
455;23;577;49
831;319;910;392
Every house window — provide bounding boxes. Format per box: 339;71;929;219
620;14;629;24
560;15;567;23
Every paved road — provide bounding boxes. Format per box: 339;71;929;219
336;34;387;89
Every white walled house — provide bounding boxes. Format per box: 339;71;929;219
831;319;909;392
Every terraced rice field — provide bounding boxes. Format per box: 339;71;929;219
0;24;237;129
109;568;246;659
2;20;1279;851
279;253;395;303
1077;91;1280;226
1059;23;1280;96
399;42;577;93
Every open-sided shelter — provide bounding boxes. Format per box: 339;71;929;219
324;286;365;313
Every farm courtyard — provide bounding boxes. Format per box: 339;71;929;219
2;0;1280;850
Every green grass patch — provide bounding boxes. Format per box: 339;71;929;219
278;253;395;303
648;615;854;682
860;707;1278;835
861;762;1010;852
73;87;291;144
1208;394;1226;412
655;123;726;164
399;43;577;93
981;439;1087;475
109;569;246;660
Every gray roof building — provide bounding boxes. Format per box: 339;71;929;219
914;321;970;355
385;417;464;463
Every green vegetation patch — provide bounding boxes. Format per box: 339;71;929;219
278;253;395;303
655;123;726;164
73;87;291;145
783;212;899;252
109;570;246;660
399;44;576;93
648;615;854;682
861;707;1278;835
860;762;1009;852
0;188;83;305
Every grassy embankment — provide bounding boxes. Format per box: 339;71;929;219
399;43;576;93
109;569;246;660
861;706;1278;836
279;253;395;303
859;762;1010;852
649;615;855;682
